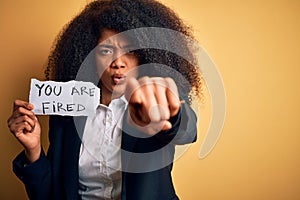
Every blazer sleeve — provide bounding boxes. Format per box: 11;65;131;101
13;148;51;200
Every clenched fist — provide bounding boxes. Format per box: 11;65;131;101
125;76;181;135
7;100;41;163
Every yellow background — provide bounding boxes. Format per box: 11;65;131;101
1;0;299;199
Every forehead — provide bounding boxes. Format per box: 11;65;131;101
98;28;133;46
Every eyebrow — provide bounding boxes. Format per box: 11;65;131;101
97;44;136;50
97;44;114;49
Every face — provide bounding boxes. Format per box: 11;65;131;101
95;29;139;101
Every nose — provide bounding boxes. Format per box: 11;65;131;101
111;55;126;70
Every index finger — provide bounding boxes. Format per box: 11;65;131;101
125;77;143;104
13;100;34;111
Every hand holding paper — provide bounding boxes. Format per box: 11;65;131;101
7;78;101;163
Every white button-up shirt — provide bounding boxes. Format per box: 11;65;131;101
78;96;127;200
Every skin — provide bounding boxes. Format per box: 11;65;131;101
96;29;139;105
7;29;181;163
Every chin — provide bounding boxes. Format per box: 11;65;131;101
111;86;125;97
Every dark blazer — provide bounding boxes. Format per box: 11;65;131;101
13;103;197;200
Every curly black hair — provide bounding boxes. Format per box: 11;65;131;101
45;0;202;102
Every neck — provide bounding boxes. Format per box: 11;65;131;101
100;87;121;106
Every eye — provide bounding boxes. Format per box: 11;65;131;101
98;48;113;55
124;48;137;56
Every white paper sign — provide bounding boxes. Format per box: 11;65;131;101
29;78;100;116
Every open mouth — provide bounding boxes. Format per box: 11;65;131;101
112;74;126;84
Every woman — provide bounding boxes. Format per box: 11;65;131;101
8;0;202;199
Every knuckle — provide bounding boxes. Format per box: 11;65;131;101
22;121;28;127
17;107;23;113
165;77;175;84
152;77;164;83
138;76;150;85
23;115;29;121
166;77;177;90
171;102;180;110
13;99;19;106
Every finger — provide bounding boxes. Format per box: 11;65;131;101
13;100;34;111
126;77;151;123
152;78;170;120
127;76;161;125
13;106;36;121
19;121;35;134
9;116;36;134
125;77;142;104
126;77;152;125
161;120;172;131
127;116;167;136
165;77;180;117
11;99;36;121
9;115;36;129
140;120;172;135
138;77;161;122
10;120;34;136
128;103;150;126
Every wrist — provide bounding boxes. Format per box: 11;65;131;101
24;146;41;163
